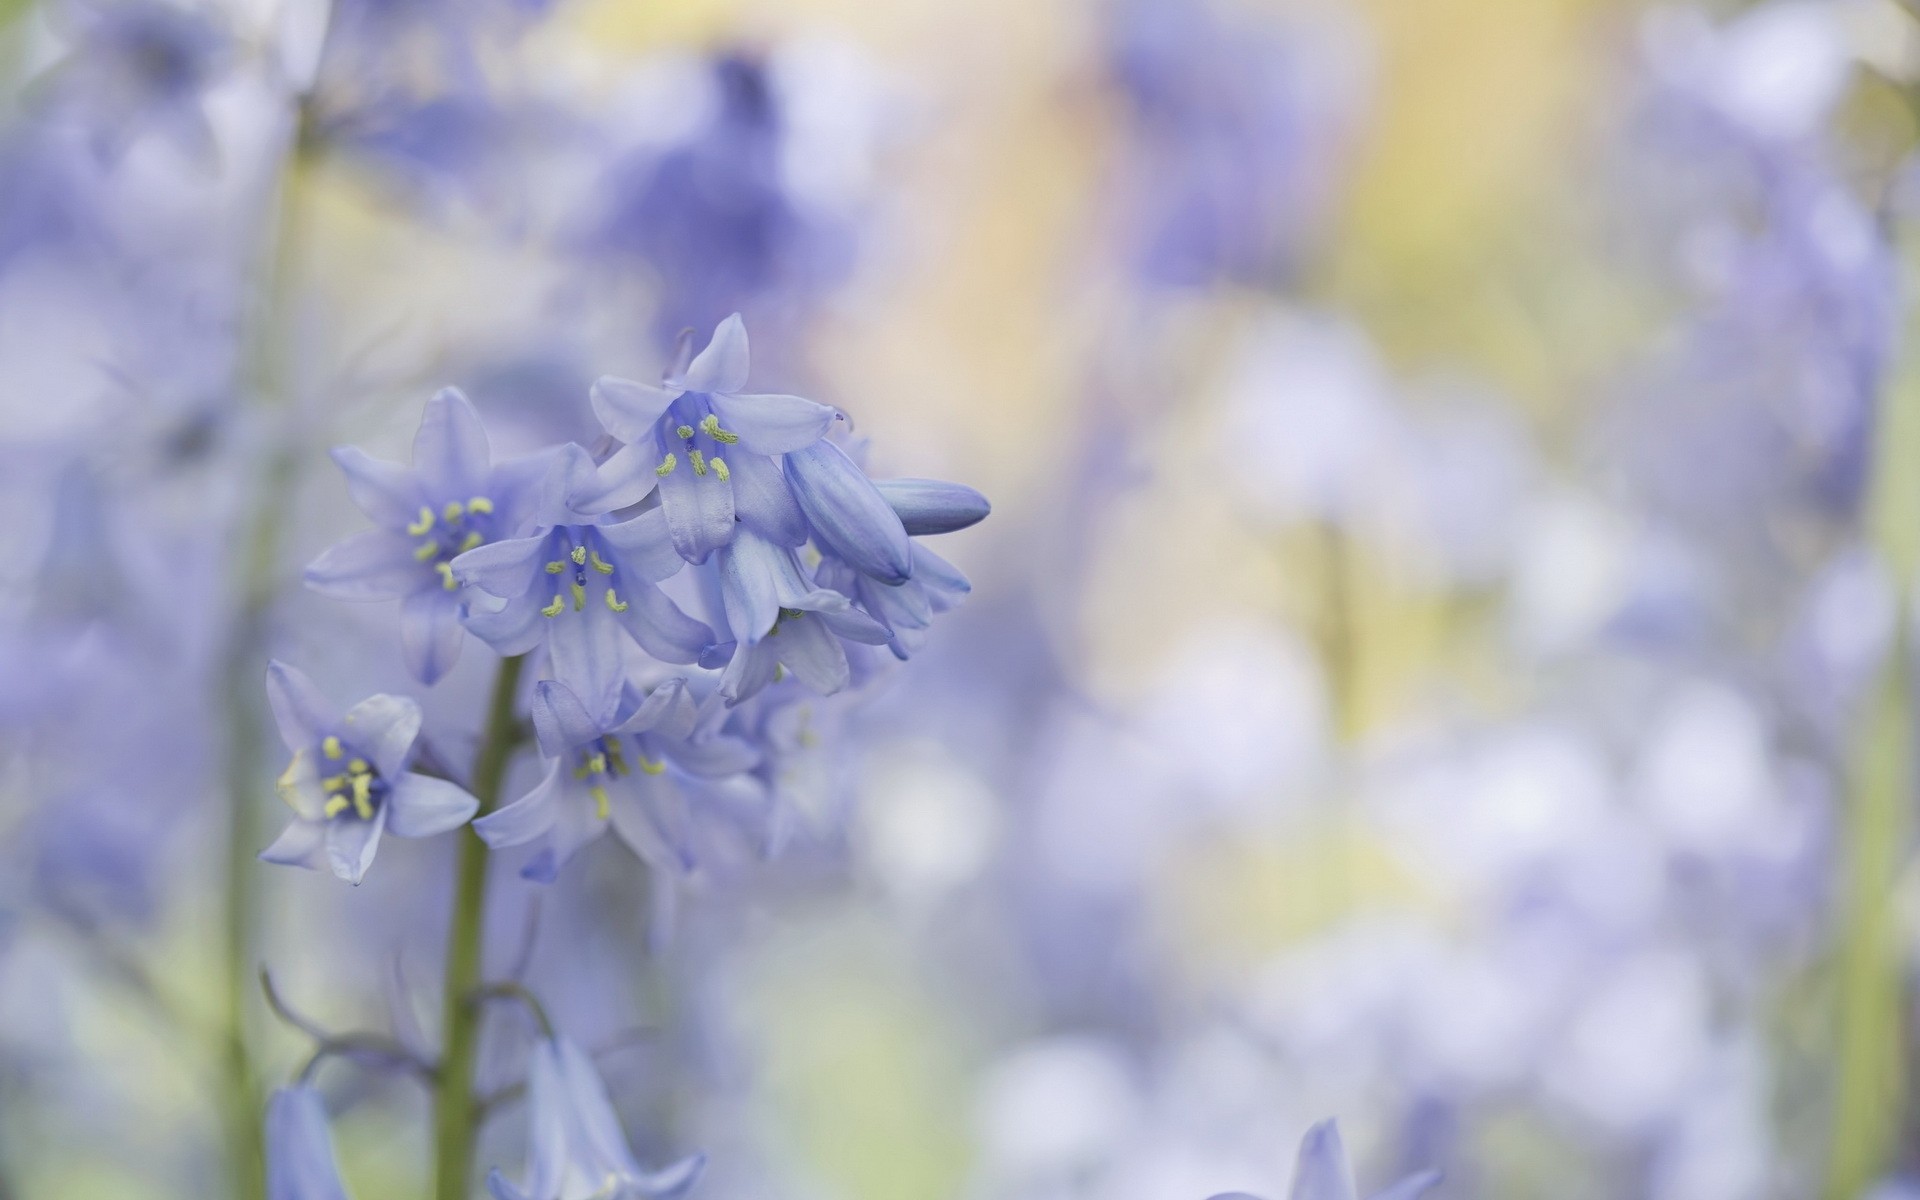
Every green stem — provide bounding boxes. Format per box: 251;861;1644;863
433;654;526;1200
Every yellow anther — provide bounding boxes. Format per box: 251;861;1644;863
460;531;484;552
676;424;695;441
656;453;677;477
585;752;608;775
589;550;614;575
604;588;629;614
321;774;348;793
407;506;435;536
570;545;587;565
466;496;494;514
352;778;375;821
772;663;786;682
605;738;629;776
443;500;465;522
322;736;343;760
413;540;441;562
437;562;459;591
324;795;351;818
348;758;369;774
689;449;707;476
589;784;611;821
545;561;566;574
638;756;665;776
542;593;566;617
571;581;587;611
277;751;309;808
700;414;739;445
711;457;730;482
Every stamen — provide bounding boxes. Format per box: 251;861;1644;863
676;424;695;441
638;756;665;776
542;594;566;617
773;663;786;683
689;449;707;476
605;588;629;614
589;550;614;574
546;561;566;574
459;531;483;552
570;581;587;611
570;545;587;565
352;773;375;820
413;540;441;562
656;453;677;477
321;774;347;793
711;456;730;481
407;506;435;536
590;784;611;821
443;500;466;522
348;758;369;774
605;737;629;776
324;795;351;818
700;414;740;445
466;496;494;514
322;736;343;760
437;562;459;591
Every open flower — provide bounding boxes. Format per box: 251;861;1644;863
475;677;759;883
259;661;479;885
1208;1121;1439;1200
305;387;567;684
581;314;838;564
707;528;891;703
487;1038;704;1200
266;1086;355;1200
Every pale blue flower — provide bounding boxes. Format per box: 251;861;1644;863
265;1086;353;1200
708;528;891;704
486;1037;704;1200
259;661;479;885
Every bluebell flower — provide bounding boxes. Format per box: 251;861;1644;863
1208;1121;1439;1200
265;1085;353;1200
708;528;891;703
305;387;567;684
451;503;713;720
40;0;232;166
815;539;971;662
871;477;993;536
259;661;480;885
581;314;839;564
486;1037;704;1200
781;438;913;585
474;677;759;882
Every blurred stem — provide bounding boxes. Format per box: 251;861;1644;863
1825;252;1920;1196
433;654;526;1200
1316;520;1359;743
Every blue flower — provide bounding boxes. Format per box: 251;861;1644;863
1208;1121;1439;1200
871;477;993;536
486;1037;704;1200
259;661;479;885
451;504;713;720
581;314;839;564
474;677;758;883
816;540;971;662
708;528;891;703
305;387;567;684
265;1086;354;1200
42;0;232;166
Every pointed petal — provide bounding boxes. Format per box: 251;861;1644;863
777;615;851;694
259;819;327;871
401;589;466;685
530;679;607;757
1369;1172;1443;1200
266;660;337;753
614;677;691;736
911;542;972;610
276;749;329;819
452;532;553;599
521;781;608;882
682;313;750;394
304;529;425;601
707;391;836;455
475;759;566;849
873;477;992;535
726;451;809;546
798;588;893;644
414;387;492;498
612;583;714;665
663;732;759;777
569;442;659;515
265;1086;353;1200
655;427;735;565
330;446;425;531
463;593;546;657
591;375;683;444
325;805;390;885
628;1152;706;1199
547;602;625;736
717;638;781;704
490;446;581;536
784;440;912;584
484;1170;536;1200
1290;1121;1360;1200
386;773;480;838
340;693;422;780
553;1038;646;1178
522;1040;569;1200
717;529;810;642
594;511;685;584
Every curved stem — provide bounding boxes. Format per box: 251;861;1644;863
432;654;526;1200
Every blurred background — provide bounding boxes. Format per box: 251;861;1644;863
1;0;1919;1196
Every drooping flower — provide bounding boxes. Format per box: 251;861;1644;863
812;473;988;659
474;677;759;882
707;527;891;704
265;1086;354;1200
780;438;914;585
581;314;839;564
451;505;713;720
259;661;479;885
1207;1120;1439;1200
305;387;567;684
486;1037;705;1200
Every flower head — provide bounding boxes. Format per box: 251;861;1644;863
486;1037;704;1200
305;387;566;684
265;1085;354;1200
708;528;891;703
260;661;479;885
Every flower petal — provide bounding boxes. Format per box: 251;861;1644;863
873;477;992;535
1290;1121;1360;1200
568;442;658;515
463;593;546;657
266;660;337;753
401;589;465;686
484;1170;535;1200
341;692;423;780
590;375;683;444
611;583;714;665
259;819;327;872
530;679;607;757
325;804;389;885
413;387;492;499
330;446;424;531
265;1086;353;1200
593;511;684;584
911;542;972;611
475;759;566;849
716;529;810;643
547;598;626;723
615;677;691;736
784;440;912;584
664;732;759;777
553;1038;648;1179
726;450;809;546
797;587;893;644
655;426;735;564
718;639;781;705
386;772;480;838
453;532;553;599
520;781;607;882
304;529;426;601
1370;1172;1443;1200
682;313;750;394
707;391;837;455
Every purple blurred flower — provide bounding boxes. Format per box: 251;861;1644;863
1208;1120;1439;1200
40;0;231;166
